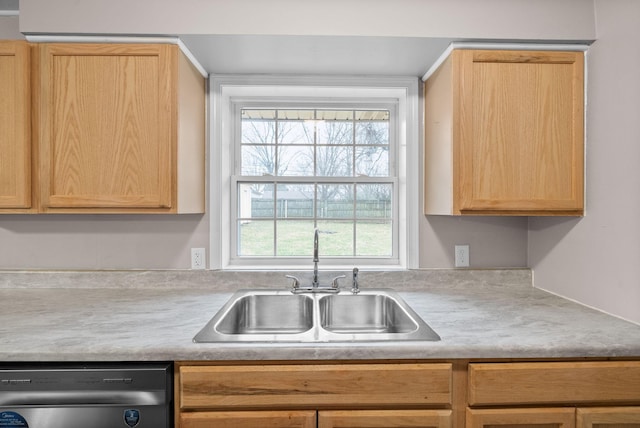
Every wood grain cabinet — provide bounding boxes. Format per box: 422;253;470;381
181;411;317;428
467;407;640;428
577;407;640;428
0;41;33;212
177;363;453;428
467;408;576;428
424;49;585;216
35;43;205;213
319;410;452;428
467;362;640;428
176;360;640;428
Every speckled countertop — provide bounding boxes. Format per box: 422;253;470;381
0;269;639;362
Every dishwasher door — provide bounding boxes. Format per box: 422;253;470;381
0;363;172;428
0;406;167;428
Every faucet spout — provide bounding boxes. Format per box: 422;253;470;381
288;227;343;294
312;228;320;287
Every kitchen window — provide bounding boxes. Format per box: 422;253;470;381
210;76;420;270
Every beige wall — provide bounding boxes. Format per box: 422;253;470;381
4;0;637;324
0;0;593;271
0;16;22;39
529;0;640;324
420;216;528;268
0;215;209;269
19;0;595;40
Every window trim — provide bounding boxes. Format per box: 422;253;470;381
210;75;420;271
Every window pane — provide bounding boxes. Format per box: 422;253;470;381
355;146;389;177
239;183;254;219
356;220;392;256
355;110;390;121
276;220;315;256
243;109;276;120
278;109;314;120
241;145;276;176
317;120;353;145
316;146;353;176
236;104;396;262
278;120;314;145
276;184;314;218
356;120;389;145
238;220;274;256
243;183;274;218
242;116;276;145
317;220;355;256
279;145;314;176
356;184;392;218
317;184;353;218
317;110;353;121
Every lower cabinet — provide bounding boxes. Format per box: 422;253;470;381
467;362;640;428
577;407;640;428
319;410;452;428
466;408;576;428
176;360;640;428
181;409;451;428
180;410;317;428
177;363;453;428
467;407;640;428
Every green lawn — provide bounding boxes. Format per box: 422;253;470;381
238;220;392;257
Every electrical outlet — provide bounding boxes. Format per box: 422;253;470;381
455;245;470;268
191;248;206;270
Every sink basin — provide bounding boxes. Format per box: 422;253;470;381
194;291;314;342
193;289;440;343
216;294;314;335
319;294;418;334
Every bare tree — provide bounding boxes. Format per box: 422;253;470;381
241;110;390;217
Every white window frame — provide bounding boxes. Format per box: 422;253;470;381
210;75;420;271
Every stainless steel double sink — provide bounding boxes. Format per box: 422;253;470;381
193;289;440;343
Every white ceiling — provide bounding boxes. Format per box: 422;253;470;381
179;35;454;77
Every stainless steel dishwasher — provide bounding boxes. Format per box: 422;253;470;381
0;363;172;428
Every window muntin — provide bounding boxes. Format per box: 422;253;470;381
234;107;395;260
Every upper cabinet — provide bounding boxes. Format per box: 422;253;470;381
424;48;585;216
0;41;33;212
36;43;205;213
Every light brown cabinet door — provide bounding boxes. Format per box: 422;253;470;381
179;363;452;410
319;410;452;428
0;41;31;210
456;49;584;215
468;362;640;406
467;408;576;428
180;410;316;428
577;407;640;428
37;43;175;212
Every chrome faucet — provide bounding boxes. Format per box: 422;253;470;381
351;267;360;294
312;228;320;288
286;227;344;293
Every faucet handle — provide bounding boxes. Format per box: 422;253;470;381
330;275;346;289
285;275;301;292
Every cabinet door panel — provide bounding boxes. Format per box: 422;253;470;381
181;410;316;428
0;41;31;209
180;363;452;410
38;43;174;210
466;408;575;428
457;49;584;214
577;407;640;428
319;409;452;428
469;362;640;406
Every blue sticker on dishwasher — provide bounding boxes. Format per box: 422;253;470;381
0;411;28;427
124;409;140;427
